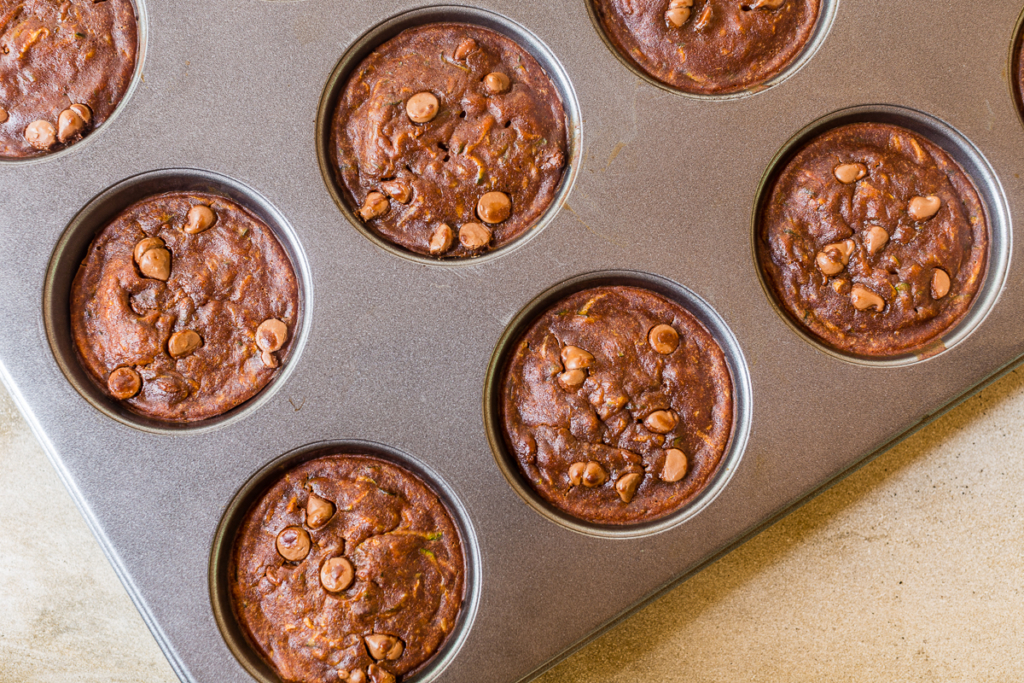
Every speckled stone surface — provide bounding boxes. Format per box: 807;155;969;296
1;366;1022;682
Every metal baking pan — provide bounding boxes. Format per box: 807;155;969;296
1;0;1023;681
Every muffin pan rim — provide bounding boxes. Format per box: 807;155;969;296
1011;6;1024;131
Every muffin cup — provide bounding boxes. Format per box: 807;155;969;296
209;439;482;683
315;5;582;265
752;105;1011;367
43;168;312;433
483;270;752;539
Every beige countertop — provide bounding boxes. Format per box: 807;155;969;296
1;369;1022;683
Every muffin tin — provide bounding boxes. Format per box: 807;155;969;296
1;1;1024;682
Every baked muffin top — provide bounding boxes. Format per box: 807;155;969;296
0;0;138;157
757;123;988;357
71;192;299;422
231;454;466;683
591;0;820;95
330;23;568;258
501;286;734;525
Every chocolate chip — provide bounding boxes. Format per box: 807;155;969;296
644;410;678;434
133;237;163;264
908;195;941;221
694;2;712;29
816;239;855;276
168;330;202;358
359;192;389;221
380;180;411;204
816;251;844;276
367;664;396;683
458;222;491;250
276;526;311;562
57;108;86;143
483;72;510;95
561;345;594;371
931;268;951;299
107;367;141;400
665;0;693;26
863;225;889;255
850;285;885;312
834;162;868;184
429;223;454;255
135;238;171;281
582;461;608;487
306;493;334;529
477;191;511;224
320;556;354;592
184;205;216;234
661;448;688;482
70;103;93;126
648;324;679;354
666;7;691;26
454;38;477;60
365;634;404;661
25;120;56;150
256;319;288;353
406;92;439;124
557;368;587;391
615;473;642;503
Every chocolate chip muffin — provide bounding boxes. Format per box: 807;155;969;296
757;122;988;357
592;0;820;95
230;454;466;683
0;0;138;158
330;23;568;258
70;192;299;422
500;286;734;525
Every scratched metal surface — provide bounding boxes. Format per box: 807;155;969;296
0;1;1023;682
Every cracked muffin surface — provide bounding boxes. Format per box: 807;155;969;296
230;454;466;683
757;123;988;357
500;286;734;525
0;0;138;157
70;191;299;422
592;0;820;95
330;22;568;258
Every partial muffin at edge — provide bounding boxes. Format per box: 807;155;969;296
0;0;138;158
230;454;466;683
592;0;821;95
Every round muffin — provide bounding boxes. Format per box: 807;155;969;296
330;23;568;258
70;191;299;422
591;0;820;95
230;454;466;683
757;122;988;357
0;0;138;158
500;285;734;525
